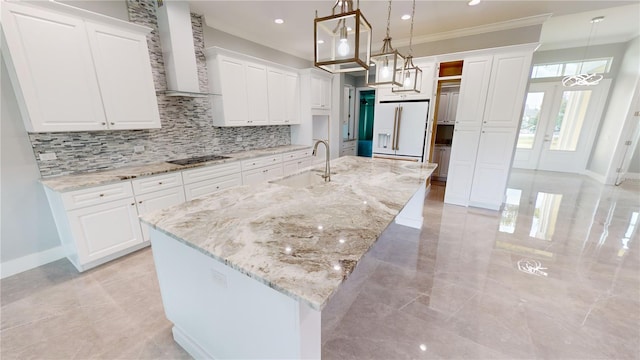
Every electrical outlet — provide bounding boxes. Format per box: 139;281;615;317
134;145;145;153
236;136;243;142
39;152;57;161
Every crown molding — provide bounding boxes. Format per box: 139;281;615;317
376;13;551;49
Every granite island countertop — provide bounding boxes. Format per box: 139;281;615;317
140;156;437;311
41;144;310;192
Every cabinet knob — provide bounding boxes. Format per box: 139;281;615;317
131;202;135;206
216;186;220;189
158;181;163;185
110;122;115;125
99;194;105;197
101;122;106;126
483;121;487;124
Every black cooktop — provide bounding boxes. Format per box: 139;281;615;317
167;154;230;166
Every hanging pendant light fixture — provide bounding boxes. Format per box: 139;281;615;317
314;0;372;73
392;0;421;93
366;0;405;87
562;16;605;87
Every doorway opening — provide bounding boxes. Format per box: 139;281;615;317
357;90;375;157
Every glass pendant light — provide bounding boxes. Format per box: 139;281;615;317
366;0;404;87
392;0;421;94
562;16;605;87
315;0;372;73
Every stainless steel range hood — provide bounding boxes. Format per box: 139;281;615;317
155;0;212;97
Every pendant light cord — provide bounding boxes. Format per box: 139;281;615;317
385;0;392;39
408;0;416;57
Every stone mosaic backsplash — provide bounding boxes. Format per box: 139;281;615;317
30;0;291;178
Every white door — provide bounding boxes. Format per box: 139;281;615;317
86;22;160;130
396;102;428;158
68;198;143;264
2;2;106;132
444;127;482;206
514;80;611;173
245;62;269;125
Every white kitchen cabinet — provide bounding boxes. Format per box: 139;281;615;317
377;61;435;102
437;90;459;125
340;140;357;157
245;62;269;125
268;68;300;125
444;127;482;207
1;1;160;132
311;74;332;110
85;22;161;130
432;145;451;179
132;174;185;241
469;128;518;210
182;161;243;201
454;56;493;127
242;164;284;186
44;182;147;272
482;52;533;128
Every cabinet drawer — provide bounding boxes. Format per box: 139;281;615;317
184;173;242;201
241;155;283;171
242;163;284;186
281;149;312;162
62;182;133;210
131;172;183;195
181;161;242;185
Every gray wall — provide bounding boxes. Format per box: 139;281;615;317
28;0;290;177
588;36;640;181
629;142;640;173
203;26;311;69
1;56;61;264
58;0;129;21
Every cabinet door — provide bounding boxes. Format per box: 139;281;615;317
311;75;331;109
135;187;186;241
455;56;493;127
469;128;517;210
184;173;242;201
267;69;285;124
431;147;442;177
444;127;482;206
86;22;160;130
436;93;449;125
440;147;451;178
283;72;300;124
447;92;459;124
1;2;106;132
246;62;269;125
68;198;143;264
219;57;249;124
482;51;533;128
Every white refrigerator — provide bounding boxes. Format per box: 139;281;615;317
372;99;430;161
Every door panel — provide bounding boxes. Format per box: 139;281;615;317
455;56;493;127
513;83;556;169
396;103;428;158
444;127;481;206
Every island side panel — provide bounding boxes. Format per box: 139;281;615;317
149;228;321;359
394;180;427;229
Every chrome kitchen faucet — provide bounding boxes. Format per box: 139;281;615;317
312;139;330;182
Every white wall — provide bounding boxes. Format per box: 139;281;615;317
1;56;62;277
588;36;640;183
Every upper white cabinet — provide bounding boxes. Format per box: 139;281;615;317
268;68;300;124
1;2;160;133
454;56;493;128
310;73;332;110
206;47;300;126
377;60;435;102
436;90;459;125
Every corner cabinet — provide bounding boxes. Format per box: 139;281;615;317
1;1;160;133
205;47;300;126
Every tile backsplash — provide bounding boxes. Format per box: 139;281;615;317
30;0;290;178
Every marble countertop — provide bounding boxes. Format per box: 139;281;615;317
41;145;310;192
140;156;437;310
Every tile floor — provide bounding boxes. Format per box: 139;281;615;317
2;169;639;359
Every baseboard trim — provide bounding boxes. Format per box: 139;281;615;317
0;246;65;279
624;172;640;180
583;169;606;183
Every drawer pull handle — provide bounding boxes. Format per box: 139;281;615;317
252;162;256;165
99;194;105;197
131;203;135;206
101;122;106;126
158;181;163;185
110;122;115;126
139;201;143;204
216;186;220;189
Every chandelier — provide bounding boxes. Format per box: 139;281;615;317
562;16;605;87
314;0;372;73
366;0;404;87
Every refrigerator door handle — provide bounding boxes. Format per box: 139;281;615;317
392;107;399;150
395;106;403;150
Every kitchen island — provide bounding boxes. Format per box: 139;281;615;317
141;156;436;359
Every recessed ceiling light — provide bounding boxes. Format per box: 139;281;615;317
274;18;284;24
468;0;481;6
401;14;411;20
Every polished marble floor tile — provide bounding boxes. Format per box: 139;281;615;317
1;170;638;359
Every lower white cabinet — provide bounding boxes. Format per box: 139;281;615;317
184;173;242;201
283;158;314;176
432;145;451;179
135;187;186;241
45;182;147;272
242;163;284;186
443;127;482;207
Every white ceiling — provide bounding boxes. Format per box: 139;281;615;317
188;0;640;60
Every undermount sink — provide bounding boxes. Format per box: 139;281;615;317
271;171;329;188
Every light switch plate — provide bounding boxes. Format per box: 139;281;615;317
39;152;57;161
